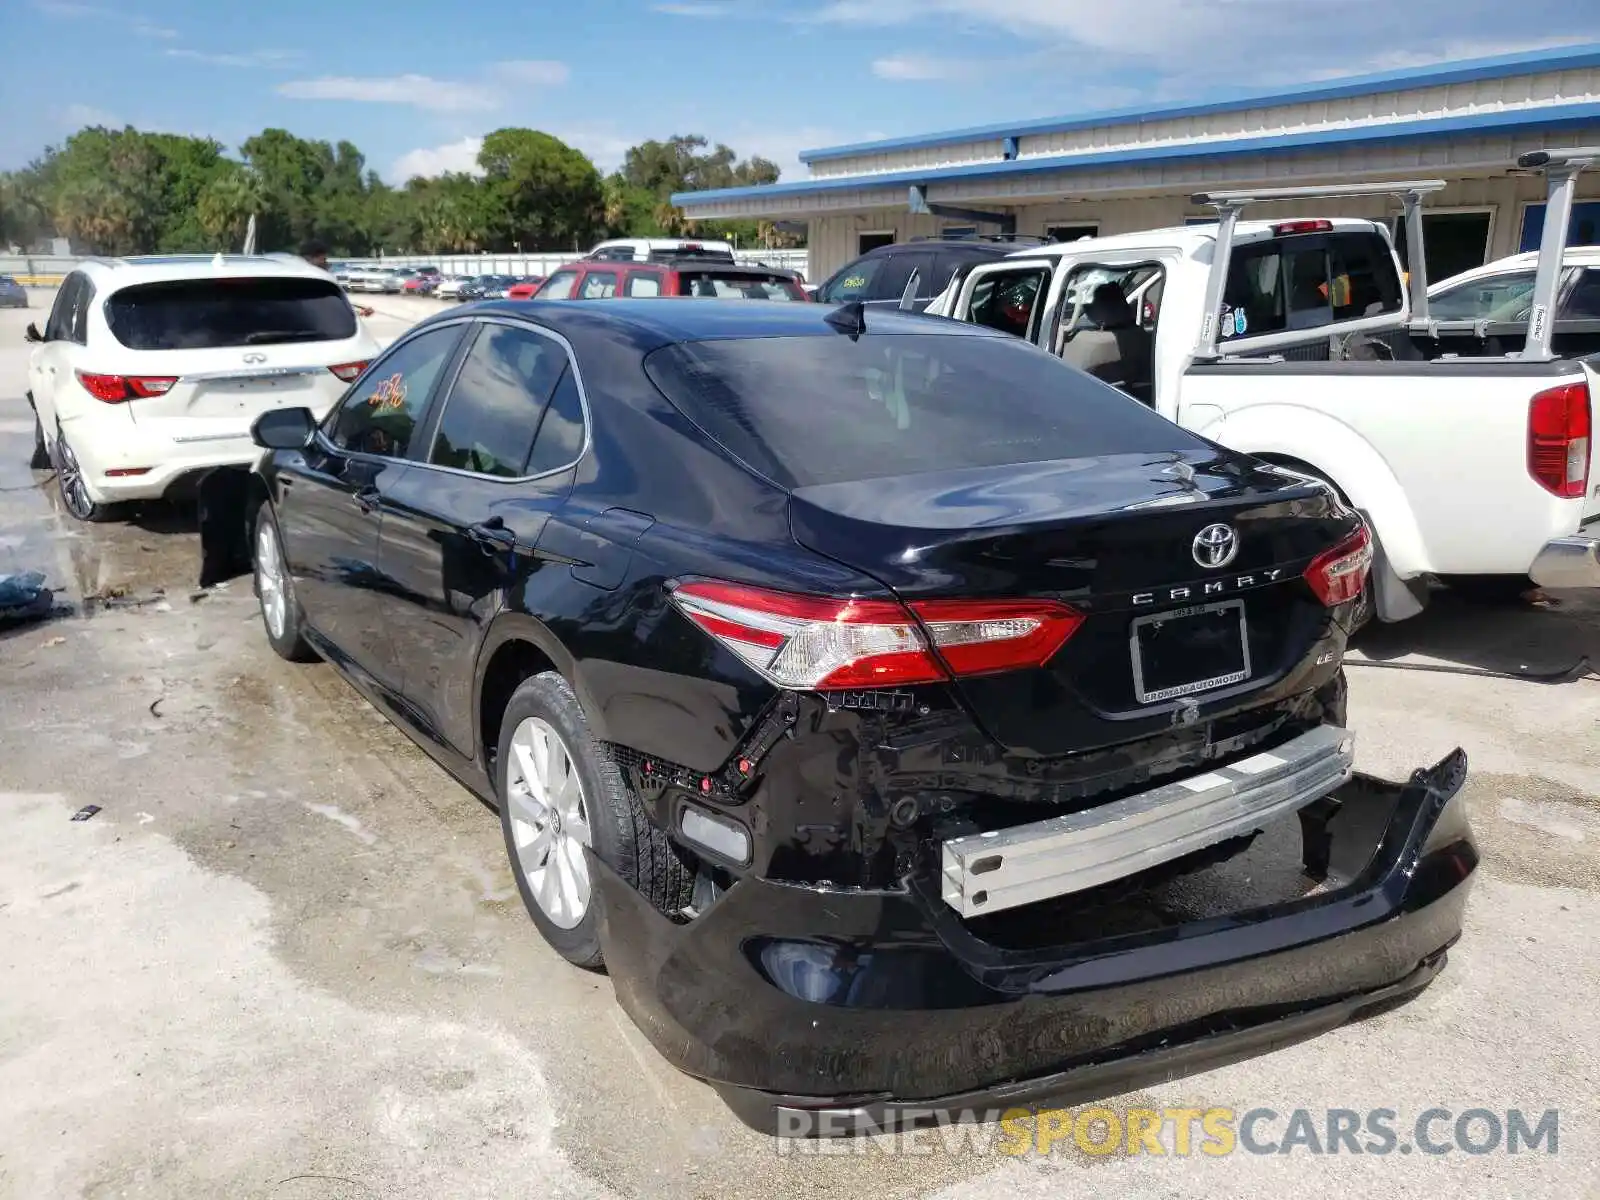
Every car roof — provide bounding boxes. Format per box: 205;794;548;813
1427;245;1600;290
447;297;1009;350
551;258;798;278
73;253;336;286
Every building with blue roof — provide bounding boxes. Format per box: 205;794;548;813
672;43;1600;286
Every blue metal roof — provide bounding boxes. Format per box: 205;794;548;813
799;42;1600;165
673;101;1600;208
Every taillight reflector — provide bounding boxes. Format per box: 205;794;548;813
667;580;1081;690
329;361;369;382
75;371;177;403
1272;219;1334;235
1528;382;1591;500
1303;524;1373;607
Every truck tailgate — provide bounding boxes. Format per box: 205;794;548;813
1179;357;1597;578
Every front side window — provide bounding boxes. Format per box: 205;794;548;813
1428;271;1537;322
579;271;618;299
105;277;357;350
325;325;462;458
429;324;569;478
966;267;1049;339
537;271;579;300
819;257;883;303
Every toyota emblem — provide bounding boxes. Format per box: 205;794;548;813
1192;523;1239;569
243;352;267;364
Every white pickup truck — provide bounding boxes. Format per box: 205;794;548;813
925;149;1600;622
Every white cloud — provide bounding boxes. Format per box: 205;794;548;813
278;75;500;113
495;60;572;86
34;2;177;37
652;1;738;13
132;21;177;38
871;53;983;81
166;47;298;68
57;103;119;128
391;136;486;182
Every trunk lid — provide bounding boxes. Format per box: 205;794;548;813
789;448;1354;756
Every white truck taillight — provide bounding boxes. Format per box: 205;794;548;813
1528;382;1591;500
1303;524;1373;606
667;580;1082;689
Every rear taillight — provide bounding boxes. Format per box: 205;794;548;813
667;581;1081;690
75;371;176;403
1528;382;1590;499
329;361;369;382
1304;524;1373;606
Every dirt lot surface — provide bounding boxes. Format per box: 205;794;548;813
2;293;1597;1199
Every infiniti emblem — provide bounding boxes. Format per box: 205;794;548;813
1192;523;1239;569
242;352;267;364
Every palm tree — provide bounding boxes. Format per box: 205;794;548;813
55;178;137;254
197;168;265;250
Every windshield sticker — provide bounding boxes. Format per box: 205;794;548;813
1218;306;1234;338
1234;309;1248;336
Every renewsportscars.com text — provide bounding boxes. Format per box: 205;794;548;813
775;1106;1560;1156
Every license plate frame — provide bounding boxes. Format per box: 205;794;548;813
1129;599;1251;704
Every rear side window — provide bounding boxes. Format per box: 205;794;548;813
525;366;586;475
1430;271;1536;321
675;271;805;300
644;333;1201;489
1562;270;1600;320
1220;232;1401;340
105;277;357;350
429;324;568;478
967;266;1050;339
538;271;579;300
625;272;663;297
579;271;618;299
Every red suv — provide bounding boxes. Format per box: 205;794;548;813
532;258;808;302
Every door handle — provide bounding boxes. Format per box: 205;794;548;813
352;486;380;514
466;518;517;554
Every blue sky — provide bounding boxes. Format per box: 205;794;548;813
5;0;1597;183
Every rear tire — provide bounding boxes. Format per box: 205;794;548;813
52;425;122;523
497;671;694;969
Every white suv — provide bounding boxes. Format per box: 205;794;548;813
24;254;380;522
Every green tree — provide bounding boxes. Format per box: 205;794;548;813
618;134;781;246
477;128;603;250
197;167;266;249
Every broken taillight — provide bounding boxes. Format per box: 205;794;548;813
1528;382;1590;500
75;371;177;403
667;580;1081;690
1304;524;1373;606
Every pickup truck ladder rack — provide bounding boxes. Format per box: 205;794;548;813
1187;179;1447;362
1515;147;1600;361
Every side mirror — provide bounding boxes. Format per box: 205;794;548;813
251;406;316;451
24;322;42;343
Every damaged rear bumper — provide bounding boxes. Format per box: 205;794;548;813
594;747;1475;1134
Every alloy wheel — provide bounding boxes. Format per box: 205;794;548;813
55;434;94;520
256;520;288;639
505;716;593;929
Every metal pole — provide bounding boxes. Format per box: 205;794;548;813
1193;202;1242;361
1401;188;1430;325
1523;165;1579;361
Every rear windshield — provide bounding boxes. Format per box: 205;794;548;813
675;270;805;300
106;277;357;350
1220;231;1402;340
644;332;1199;489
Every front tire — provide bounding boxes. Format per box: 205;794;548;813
497;671;694;969
253;505;316;662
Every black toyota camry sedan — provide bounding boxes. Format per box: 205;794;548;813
200;299;1474;1133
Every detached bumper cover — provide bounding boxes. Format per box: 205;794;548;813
1529;534;1600;589
596;747;1475;1131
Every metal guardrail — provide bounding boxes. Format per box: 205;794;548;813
0;248;811;286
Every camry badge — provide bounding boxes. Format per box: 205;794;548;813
1192;523;1239;570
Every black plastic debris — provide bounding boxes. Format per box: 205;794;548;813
0;571;53;627
70;804;102;822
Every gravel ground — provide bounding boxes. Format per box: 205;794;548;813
1;293;1596;1199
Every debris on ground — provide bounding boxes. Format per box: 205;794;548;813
0;571;53;627
70;805;101;822
42;635;65;648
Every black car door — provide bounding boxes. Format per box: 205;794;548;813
273;322;469;688
374;317;586;758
